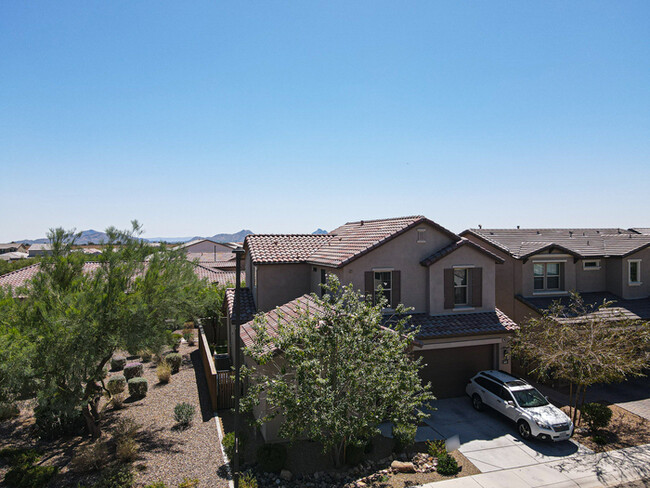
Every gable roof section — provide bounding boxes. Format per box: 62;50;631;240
245;234;332;264
464;228;650;259
224;287;257;325
420;238;504;267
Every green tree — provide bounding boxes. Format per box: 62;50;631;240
511;292;650;426
6;221;209;437
242;276;433;466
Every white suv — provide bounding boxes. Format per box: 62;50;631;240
465;370;573;442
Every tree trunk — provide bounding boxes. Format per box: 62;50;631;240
82;405;101;438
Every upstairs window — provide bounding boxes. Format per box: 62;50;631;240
533;262;562;291
417;228;426;243
454;268;469;306
374;271;392;305
583;260;601;271
365;270;401;309
628;260;641;285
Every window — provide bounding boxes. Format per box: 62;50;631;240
583;260;600;271
533;262;562;291
320;269;327;297
454;268;469;306
628;260;641;285
417;228;426;243
374;271;392;305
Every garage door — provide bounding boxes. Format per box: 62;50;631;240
415;344;495;398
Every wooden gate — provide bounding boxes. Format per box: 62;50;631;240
216;370;235;409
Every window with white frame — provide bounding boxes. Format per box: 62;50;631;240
533;262;562;291
628;260;641;285
583;260;601;271
453;268;469;305
374;271;392;305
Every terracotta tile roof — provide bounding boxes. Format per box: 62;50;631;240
192;265;244;285
186;252;236;263
245;234;332;264
516;293;650;322
387;308;518;340
240;294;322;350
464;228;650;259
420;238;504;267
225;287;257;325
245;216;460;268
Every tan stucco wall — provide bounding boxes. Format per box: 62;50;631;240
255;263;311;312
521;253;577;297
428;245;497;314
576;259;607;292
620;247;650;299
184;241;233;253
336;224;456;313
606;257;623;297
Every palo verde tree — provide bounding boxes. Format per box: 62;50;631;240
8;221;208;437
242;275;433;467
511;292;650;426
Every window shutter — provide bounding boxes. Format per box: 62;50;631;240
471;268;482;307
560;263;565;290
391;270;401;308
364;271;374;302
444;269;454;309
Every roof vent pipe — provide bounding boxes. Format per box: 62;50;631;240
517;225;520;229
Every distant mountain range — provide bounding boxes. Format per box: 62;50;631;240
14;229;256;245
312;228;328;235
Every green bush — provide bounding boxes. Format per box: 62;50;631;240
581;403;612;431
94;466;134;488
345;439;369;465
436;453;459;476
222;431;247;461
166;353;182;374
0;448;41;466
4;463;59;488
127;377;148;398
240;472;258;488
138;349;153;363
592;432;609;445
0;402;20;421
173;402;196;428
256;443;287;473
33;396;84;439
170;333;183;351
143;483;167;488
427;439;447;459
177;479;199;488
107;375;127;395
112;417;141;442
111;356;127;371
392;422;417;453
123;363;144;381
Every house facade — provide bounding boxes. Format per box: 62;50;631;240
225;216;518;410
461;228;650;326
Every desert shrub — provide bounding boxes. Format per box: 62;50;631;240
182;328;193;343
177;479;199;488
173;402;195;428
392;422;417;453
111;356;127;371
436;452;459;476
427;439;447;459
240;472;258;488
157;361;172;383
143;483;167;488
116;437;139;462
4;463;59;488
138;349;153;363
0;402;20;421
581;403;612;431
107;375;127;395
123;363;144;381
127;377;148;398
170;333;182;351
111;393;125;410
33;396;84;439
71;441;109;472
166;353;182;374
256;443;287;473
94;466;134;488
112;417;141;442
0;448;41;466
592;432;609;445
223;431;247;461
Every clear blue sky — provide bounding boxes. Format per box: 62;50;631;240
1;1;649;241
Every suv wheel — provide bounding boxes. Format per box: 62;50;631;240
472;394;484;412
518;420;532;440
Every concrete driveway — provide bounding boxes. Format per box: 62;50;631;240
420;397;590;473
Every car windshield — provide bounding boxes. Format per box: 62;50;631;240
512;388;549;408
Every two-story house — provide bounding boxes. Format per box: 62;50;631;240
225;216;517;407
461;227;650;327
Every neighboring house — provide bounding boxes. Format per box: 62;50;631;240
0;251;28;262
461;227;650;326
176;239;244;272
224;216;518;413
0;243;28;255
28;243;53;257
174;238;239;254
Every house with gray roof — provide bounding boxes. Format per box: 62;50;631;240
461;227;650;327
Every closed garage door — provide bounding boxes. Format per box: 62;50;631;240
415;344;495;398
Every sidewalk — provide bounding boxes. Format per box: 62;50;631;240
418;443;650;488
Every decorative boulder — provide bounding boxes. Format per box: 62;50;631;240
127;377;148;398
107;375;127;395
391;461;415;473
123;362;144;381
111;356;127;371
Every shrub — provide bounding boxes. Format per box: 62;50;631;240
592;432;609;445
33;398;84;439
123;363;144;381
177;479;199;488
173;402;195;428
0;447;41;466
107;375;127;395
581;403;612;432
436;452;460;476
138;349;153;363
166;353;182;374
427;439;447;459
157;361;172;384
170;333;183;351
116;437;139;462
256;443;287;473
127;377;148;398
222;431;247;461
0;402;20;421
71;441;109;472
111;393;125;410
111;356;127;371
112;417;141;443
240;472;258;488
393;422;417;453
4;463;59;488
144;483;167;488
345;440;368;465
182;328;193;344
94;466;134;488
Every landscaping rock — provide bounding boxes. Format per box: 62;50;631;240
391;460;416;473
280;469;292;481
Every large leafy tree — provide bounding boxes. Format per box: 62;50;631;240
3;221;208;437
242;276;433;466
511;292;650;425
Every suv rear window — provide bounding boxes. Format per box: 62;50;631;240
476;376;500;395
